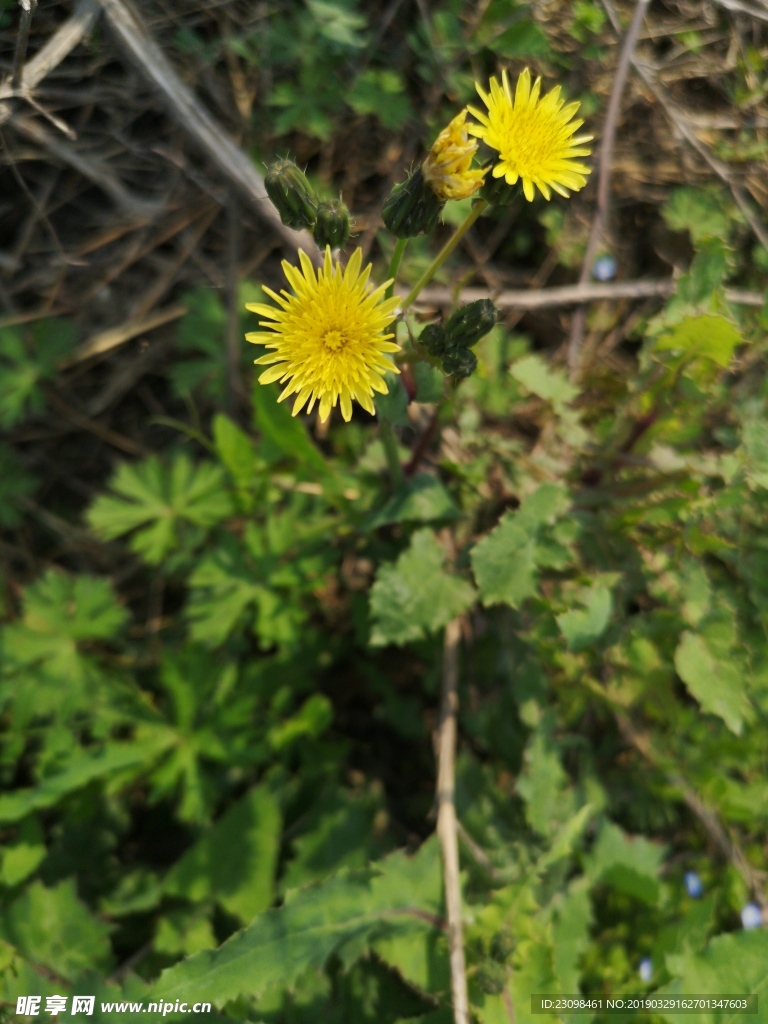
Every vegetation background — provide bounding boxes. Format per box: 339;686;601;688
0;0;767;1022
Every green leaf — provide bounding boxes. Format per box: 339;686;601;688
660;930;768;1024
516;732;571;838
164;786;281;924
471;484;569;608
0;738;172;824
1;570;128;699
0;816;46;887
510;355;577;414
171;287;227;400
87;454;233;564
367;473;461;529
653;313;741;369
0;320;77;427
413;362;445;403
212;414;257;495
0;879;113;980
375;374;409;426
556;583;614;651
662;186;732;244
674;631;751;735
252;381;330;475
369;529;476;646
741;412;768;489
585;821;665;905
349;69;412;129
154;840;442;1006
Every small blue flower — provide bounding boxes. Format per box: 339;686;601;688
741;903;763;930
684;871;703;898
639;957;653;983
592;254;617;282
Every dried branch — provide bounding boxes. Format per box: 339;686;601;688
436;617;470;1024
95;0;318;259
416;279;764;311
567;0;650;381
11;0;39;90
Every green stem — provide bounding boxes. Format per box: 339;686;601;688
379;418;404;490
385;238;408;300
400;199;488;311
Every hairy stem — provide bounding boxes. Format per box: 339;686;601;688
401;199;488;310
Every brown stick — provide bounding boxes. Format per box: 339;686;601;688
416;280;764;311
567;0;650;381
11;0;38;90
95;0;318;258
436;618;470;1024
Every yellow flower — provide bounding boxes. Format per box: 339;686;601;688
246;246;401;423
422;110;486;201
468;68;592;202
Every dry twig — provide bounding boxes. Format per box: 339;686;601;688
436;617;470;1024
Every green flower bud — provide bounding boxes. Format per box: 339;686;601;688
444;299;498;349
489;931;516;963
313;198;351;249
419;323;449;357
480;176;519;207
382;167;444;238
265;159;318;230
475;960;507;996
441;347;477;380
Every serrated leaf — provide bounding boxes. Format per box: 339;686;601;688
367;473;460;529
556;584;613;651
0;816;46;887
87;454;233;564
510;355;577;414
369;529;475;646
662;186;732;244
741;413;768;489
0;321;77;427
516;732;570;838
674;631;750;735
154;840;442;1006
471;485;569;608
653;313;741;369
164;786;281;924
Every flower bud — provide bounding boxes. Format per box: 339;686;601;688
382;167;444;238
313;199;351;249
419;323;449;357
480;176;519;207
264;159;318;230
422;110;485;202
441;347;477;379
444;299;498;348
475;961;506;996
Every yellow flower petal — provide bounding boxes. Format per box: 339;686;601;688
469;67;593;202
422;109;486;202
246;246;401;424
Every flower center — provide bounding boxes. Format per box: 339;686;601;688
323;328;348;352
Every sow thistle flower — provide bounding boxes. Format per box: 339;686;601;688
246;247;401;423
468;68;592;202
422;110;486;202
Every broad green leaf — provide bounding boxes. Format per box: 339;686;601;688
369;529;476;646
0;738;172;824
0;879;112;980
367;473;461;529
471;484;569;608
660;929;768;1024
252;381;330;475
662;186;732;244
556;583;613;651
212;414;258;495
164;786;281;923
154;840;442;1006
551;880;592;995
413;362;445;403
516;732;571;838
510;355;577;414
585;821;665;905
0;320;77;427
375;373;409;426
87;454;233;563
674;631;751;735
